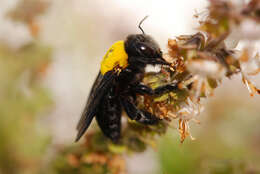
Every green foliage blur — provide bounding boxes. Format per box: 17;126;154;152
0;42;52;174
158;94;260;174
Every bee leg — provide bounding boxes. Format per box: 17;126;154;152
132;83;153;95
130;57;170;66
96;91;122;143
121;95;159;124
153;83;178;95
133;83;178;96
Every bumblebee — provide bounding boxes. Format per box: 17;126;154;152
75;17;177;142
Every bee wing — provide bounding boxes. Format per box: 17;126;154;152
75;71;116;142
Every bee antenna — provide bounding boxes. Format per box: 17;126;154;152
138;16;149;34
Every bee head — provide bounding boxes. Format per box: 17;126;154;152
124;17;168;66
124;34;166;65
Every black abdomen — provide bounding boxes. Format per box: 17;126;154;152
95;87;122;142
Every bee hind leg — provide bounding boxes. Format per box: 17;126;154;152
121;95;159;124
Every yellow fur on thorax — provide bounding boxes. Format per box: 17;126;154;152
101;40;128;75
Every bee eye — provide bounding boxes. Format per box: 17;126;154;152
140;46;146;51
139;44;154;56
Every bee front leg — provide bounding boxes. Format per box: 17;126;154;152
120;95;159;124
154;83;178;95
132;83;153;95
133;83;178;96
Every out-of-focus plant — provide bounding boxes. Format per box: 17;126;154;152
0;1;52;174
0;42;53;174
7;0;49;37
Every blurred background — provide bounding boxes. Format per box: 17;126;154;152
1;0;260;174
